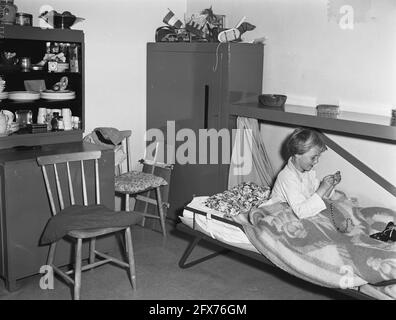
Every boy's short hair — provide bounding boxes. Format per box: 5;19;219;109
286;128;327;156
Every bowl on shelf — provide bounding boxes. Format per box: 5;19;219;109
258;94;287;108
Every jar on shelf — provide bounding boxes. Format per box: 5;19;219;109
51;112;60;131
0;0;18;25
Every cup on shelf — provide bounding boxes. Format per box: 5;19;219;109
20;57;31;71
61;108;73;130
15;110;33;127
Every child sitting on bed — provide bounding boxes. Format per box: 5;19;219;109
271;127;342;219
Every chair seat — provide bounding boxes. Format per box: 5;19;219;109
40;204;143;245
115;170;168;194
67;227;126;239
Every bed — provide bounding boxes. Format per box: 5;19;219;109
176;183;396;300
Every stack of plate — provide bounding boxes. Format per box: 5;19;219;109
0;92;8;101
41;90;76;100
8;91;40;101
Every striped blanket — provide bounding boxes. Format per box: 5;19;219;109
232;200;396;296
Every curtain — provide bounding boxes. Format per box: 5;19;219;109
228;117;275;188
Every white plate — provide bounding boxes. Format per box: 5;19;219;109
42;90;73;93
8;91;40;101
41;91;76;100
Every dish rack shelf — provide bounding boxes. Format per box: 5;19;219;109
0;24;85;149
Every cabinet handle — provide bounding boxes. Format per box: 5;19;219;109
204;85;209;129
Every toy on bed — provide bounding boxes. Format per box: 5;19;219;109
204;182;271;218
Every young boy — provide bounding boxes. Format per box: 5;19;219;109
271;128;341;219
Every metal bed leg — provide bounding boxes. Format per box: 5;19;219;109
179;235;230;269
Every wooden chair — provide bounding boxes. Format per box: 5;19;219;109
115;134;173;237
37;150;139;300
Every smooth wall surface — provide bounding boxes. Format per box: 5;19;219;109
17;0;186;169
187;0;396;115
187;0;396;209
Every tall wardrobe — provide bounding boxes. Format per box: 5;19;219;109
146;42;264;221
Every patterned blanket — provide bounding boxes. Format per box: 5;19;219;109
232;200;396;296
204;182;271;218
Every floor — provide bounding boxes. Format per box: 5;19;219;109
0;223;351;300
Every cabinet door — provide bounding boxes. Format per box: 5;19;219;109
147;45;224;220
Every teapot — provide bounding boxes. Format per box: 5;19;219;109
1;51;19;65
0;111;9;135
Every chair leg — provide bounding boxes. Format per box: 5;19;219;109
140;192;148;227
47;242;57;266
155;187;167;237
125;227;136;289
74;238;83;300
125;193;130;211
89;239;96;265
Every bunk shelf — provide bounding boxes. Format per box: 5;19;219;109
228;103;396;142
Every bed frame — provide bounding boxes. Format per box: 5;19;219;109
176;206;384;300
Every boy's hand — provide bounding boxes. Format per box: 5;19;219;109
333;171;341;185
317;175;335;197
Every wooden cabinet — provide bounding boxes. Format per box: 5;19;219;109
146;43;264;220
0;25;85;149
0;142;117;291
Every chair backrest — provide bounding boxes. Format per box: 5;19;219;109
37;151;102;216
115;130;132;176
117;131;167;175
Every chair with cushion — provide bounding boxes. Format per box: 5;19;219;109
115;135;173;237
37;150;141;300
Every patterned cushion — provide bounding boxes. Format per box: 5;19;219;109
115;171;168;193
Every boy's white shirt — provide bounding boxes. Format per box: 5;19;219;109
271;157;333;219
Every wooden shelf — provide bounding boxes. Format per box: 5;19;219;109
0;24;84;42
0;129;83;150
0;24;85;149
228;103;396;142
0;68;82;77
0;98;80;107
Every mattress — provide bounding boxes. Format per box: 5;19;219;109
180;196;259;253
